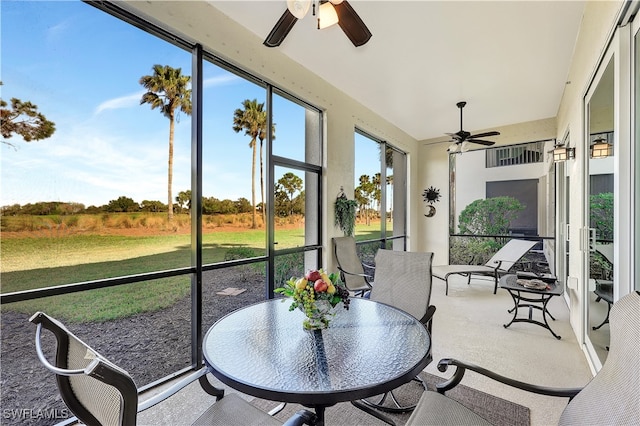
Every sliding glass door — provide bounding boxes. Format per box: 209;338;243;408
584;52;615;367
634;13;640;291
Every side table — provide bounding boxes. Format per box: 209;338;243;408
500;274;564;339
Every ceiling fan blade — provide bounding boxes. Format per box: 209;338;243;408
468;130;500;139
445;132;462;140
264;9;298;47
334;1;372;47
467;139;496;146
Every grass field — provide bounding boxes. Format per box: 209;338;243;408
1;216;387;322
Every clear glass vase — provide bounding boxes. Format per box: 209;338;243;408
301;300;335;330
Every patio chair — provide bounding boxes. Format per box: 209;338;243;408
591;246;614;330
332;236;374;296
30;312;314;426
432;239;537;295
352;249;436;420
405;290;640;426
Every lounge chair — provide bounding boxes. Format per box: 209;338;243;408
432;239;537;295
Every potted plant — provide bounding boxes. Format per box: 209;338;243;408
334;190;358;236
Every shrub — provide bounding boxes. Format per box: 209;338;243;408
449;236;502;265
224;247;256;261
458;196;525;236
64;215;80;228
590;192;613;241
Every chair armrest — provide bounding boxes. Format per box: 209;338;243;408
436;358;582;399
419;305;436;328
362;262;375;270
489;260;504;271
282;409;317;426
33;322;88;376
336;265;373;281
138;367;211;412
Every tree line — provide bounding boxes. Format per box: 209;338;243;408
1;171;306;217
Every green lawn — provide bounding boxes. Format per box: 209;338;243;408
1;223;387;321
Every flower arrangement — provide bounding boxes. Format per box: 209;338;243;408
275;269;350;330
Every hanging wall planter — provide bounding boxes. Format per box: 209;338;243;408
422;186;441;217
334;187;358;236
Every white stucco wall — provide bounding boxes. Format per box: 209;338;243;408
418;118;556;265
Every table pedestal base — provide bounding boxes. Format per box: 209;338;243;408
350;400;396;425
503;290;561;340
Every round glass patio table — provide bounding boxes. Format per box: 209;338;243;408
202;297;431;424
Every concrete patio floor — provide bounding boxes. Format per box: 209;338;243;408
139;274;593;426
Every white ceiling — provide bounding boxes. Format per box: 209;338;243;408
210;1;585;141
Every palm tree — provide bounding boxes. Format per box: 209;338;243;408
139;65;192;222
256;107;275;226
232;99;273;228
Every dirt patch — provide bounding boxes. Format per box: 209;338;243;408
0;267;268;426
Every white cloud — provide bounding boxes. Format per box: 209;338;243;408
93;74;238;116
203;74;240;88
94;91;145;115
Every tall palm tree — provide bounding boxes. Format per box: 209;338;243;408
256;107;275;226
232;99;273;228
139;65;192;222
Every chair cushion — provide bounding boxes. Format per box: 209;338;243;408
405;391;492;426
191;393;282;426
559;291;640;425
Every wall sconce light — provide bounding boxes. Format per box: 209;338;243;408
552;146;575;162
590;138;613;159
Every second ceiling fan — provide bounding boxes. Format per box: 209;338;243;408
264;0;372;48
446;101;500;153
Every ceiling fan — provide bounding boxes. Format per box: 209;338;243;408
264;0;372;48
445;101;500;153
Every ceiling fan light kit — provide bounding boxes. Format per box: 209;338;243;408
318;2;339;29
286;0;311;20
265;0;371;47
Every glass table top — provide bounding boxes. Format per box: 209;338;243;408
202;297;431;405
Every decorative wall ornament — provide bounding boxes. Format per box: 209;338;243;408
422;186;441;217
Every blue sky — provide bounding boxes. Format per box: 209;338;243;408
1;1;379;208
